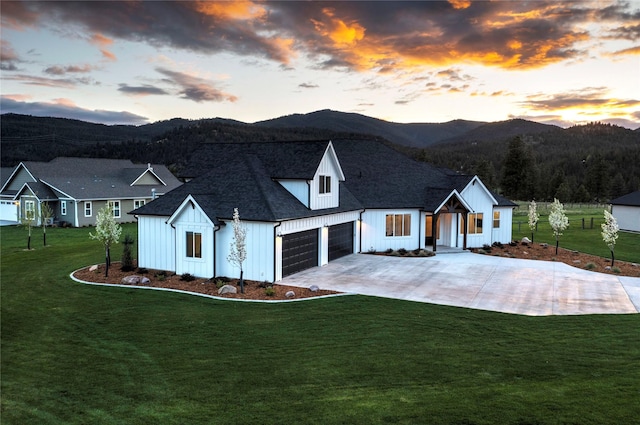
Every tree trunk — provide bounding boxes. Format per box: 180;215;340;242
555;238;559;255
43;230;47;247
105;246;111;277
531;231;534;244
27;234;31;250
611;250;615;267
239;269;244;294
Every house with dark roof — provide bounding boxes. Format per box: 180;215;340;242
0;158;182;227
132;140;516;282
610;190;640;232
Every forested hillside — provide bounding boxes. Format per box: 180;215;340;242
2;113;638;202
418;122;640;202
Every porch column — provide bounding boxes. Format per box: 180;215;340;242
463;212;468;250
432;213;438;252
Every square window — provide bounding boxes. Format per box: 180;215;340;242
186;231;202;258
134;199;145;209
385;214;411;237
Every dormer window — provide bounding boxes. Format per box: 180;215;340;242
319;175;331;194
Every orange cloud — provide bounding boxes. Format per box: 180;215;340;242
194;1;267;20
90;33;117;61
448;0;471;10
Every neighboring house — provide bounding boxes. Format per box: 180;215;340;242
0;157;182;227
0;167;19;224
132;139;516;282
610;190;640;232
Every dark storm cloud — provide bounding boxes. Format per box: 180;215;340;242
2;1;638;72
0;96;149;125
156;67;238;103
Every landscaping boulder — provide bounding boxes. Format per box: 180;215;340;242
89;264;99;272
285;290;296;298
309;285;319;292
521;237;532;245
141;277;151;284
218;284;237;295
121;275;142;285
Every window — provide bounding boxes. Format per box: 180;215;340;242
319;175;331;194
134;199;145;209
84;201;92;217
25;200;35;219
385;214;411;237
186;231;202;258
493;211;500;228
109;201;121;218
61;201;67;216
468;213;483;234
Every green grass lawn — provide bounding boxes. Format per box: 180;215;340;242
2;224;639;424
512;203;640;263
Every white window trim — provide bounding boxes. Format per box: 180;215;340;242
493;211;500;229
61;201;67;216
134;199;146;209
110;200;121;218
385;213;412;237
84;201;92;217
319;175;332;195
185;231;203;259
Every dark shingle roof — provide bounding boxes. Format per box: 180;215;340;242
610;190;640;207
135;139;513;222
18;158;181;200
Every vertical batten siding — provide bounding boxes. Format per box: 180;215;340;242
5;167;36;191
492;207;513;244
215;221;276;282
310;152;340;210
360;209;421;252
612;205;640;232
173;204;214;278
138;216;175;272
461;182;495;248
278;180;309;207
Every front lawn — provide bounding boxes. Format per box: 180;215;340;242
1;224;639;424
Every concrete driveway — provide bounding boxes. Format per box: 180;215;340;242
281;253;640;316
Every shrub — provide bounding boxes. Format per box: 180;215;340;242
492;242;504;249
180;273;195;282
215;279;226;288
585;262;597;270
121;234;135;272
612;267;621;274
398;248;408;256
264;286;275;296
477;248;489;255
137;267;149;274
257;280;271;288
367;247;376;254
385;248;393;254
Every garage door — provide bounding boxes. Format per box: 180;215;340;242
0;200;18;223
329;222;354;262
282;229;318;277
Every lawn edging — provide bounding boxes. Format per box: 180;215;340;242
69;269;354;303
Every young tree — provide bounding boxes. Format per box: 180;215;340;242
121;234;135;271
548;198;569;255
601;209;619;267
527;200;539;243
227;208;247;293
40;202;54;246
89;204;122;277
20;203;38;250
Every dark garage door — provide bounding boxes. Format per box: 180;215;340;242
329;222;354;262
282;229;319;277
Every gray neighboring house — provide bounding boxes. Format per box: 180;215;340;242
0;157;182;227
1;167;19;224
610;190;640;232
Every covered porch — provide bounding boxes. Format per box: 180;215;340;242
424;190;471;253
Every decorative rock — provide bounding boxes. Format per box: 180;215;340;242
285;290;296;298
521;237;531;244
309;285;319;292
89;264;99;272
121;275;142;285
540;243;549;248
632;263;639;267
573;260;581;264
141;277;150;284
604;266;611;271
218;284;237;295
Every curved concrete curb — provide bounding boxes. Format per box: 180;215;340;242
69;270;353;304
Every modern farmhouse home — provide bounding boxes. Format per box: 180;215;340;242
610;190;640;232
0;157;182;227
132;140;516;282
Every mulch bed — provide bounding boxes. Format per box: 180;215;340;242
72;263;340;301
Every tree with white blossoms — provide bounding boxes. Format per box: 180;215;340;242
89;203;122;277
227;208;247;294
601;209;619;267
548;198;569;255
527;200;539;243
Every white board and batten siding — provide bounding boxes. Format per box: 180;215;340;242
612;205;640;232
460;179;496;248
215;220;276;282
360;209;421;252
278;180;309;207
309;151;341;210
491;207;514;244
137;216;175;272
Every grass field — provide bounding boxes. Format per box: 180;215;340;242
512;203;640;263
2;224;640;424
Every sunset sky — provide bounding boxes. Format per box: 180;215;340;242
2;1;639;128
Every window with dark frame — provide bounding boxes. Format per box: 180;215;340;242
468;213;483;234
385;214;411;237
319;175;331;194
84;201;92;217
186;231;202;258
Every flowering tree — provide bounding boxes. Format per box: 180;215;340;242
40;202;54;246
20;204;38;250
548;198;569;255
527;200;539;243
601;209;619;267
89;204;122;277
227;208;247;293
